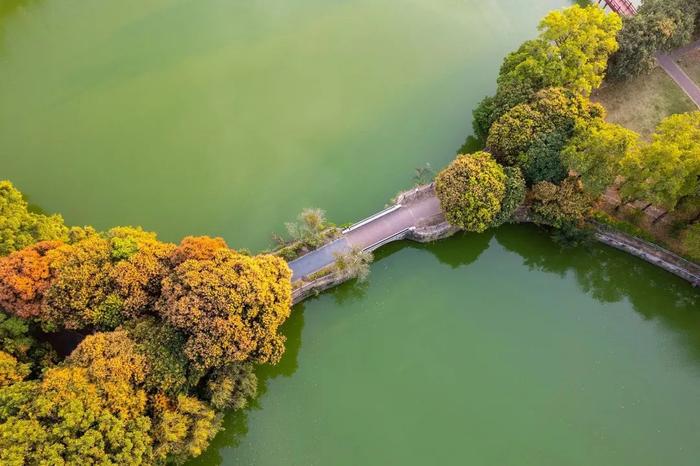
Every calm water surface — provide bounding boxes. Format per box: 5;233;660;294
195;226;700;466
1;1;698;465
0;0;566;249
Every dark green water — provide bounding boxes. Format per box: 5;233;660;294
1;1;699;465
195;226;700;465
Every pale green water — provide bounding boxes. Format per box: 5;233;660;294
1;1;699;465
0;0;566;249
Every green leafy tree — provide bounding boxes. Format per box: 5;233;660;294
492;167;526;227
333;247;373;283
435;152;506;232
472;80;537;141
0;310;55;374
608;0;699;80
530;177;594;228
285;208;334;249
0;351;30;387
205;363;257;411
620;112;700;209
562;118;640;196
487;87;604;167
0;181;68;256
472;5;619;144
499;5;621;96
521;131;569;185
125;317;195;396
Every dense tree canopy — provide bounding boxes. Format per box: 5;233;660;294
0;181;67;256
157;238;292;370
498;5;621;96
530;177;594;229
125;317;194;396
562;118;640;196
472;80;536;141
487;87;604;169
472;4;619;145
621;112;700;210
435;152;506;232
521;131;570;186
0;351;29;387
0;366;153;465
0;188;293;464
608;0;699;80
151;394;221;464
491;167;526;227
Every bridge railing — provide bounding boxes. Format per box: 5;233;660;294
362;227;411;253
342;204;402;234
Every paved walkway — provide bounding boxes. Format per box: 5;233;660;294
288;194;442;280
657;39;700;109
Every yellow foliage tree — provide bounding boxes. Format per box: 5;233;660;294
157;238;292;369
0;366;153;465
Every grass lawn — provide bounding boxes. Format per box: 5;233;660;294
677;49;700;85
592;66;695;139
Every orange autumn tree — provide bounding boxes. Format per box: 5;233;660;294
0;240;62;319
169;235;228;265
157;236;292;370
7;227;160;331
0;202;293;464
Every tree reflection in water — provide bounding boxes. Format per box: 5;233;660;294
192;223;698;465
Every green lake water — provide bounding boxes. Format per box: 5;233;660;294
1;0;566;250
1;1;699;465
195;226;700;465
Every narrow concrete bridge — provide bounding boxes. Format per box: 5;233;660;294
288;186;700;296
288;191;442;280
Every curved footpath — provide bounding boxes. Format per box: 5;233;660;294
289;184;700;304
656;39;700;109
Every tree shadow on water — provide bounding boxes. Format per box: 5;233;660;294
421;230;494;268
495;223;700;362
332;278;369;306
0;0;41;34
371;230;494;270
189;305;306;465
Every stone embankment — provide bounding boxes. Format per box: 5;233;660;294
592;222;700;286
